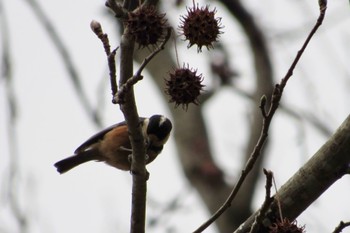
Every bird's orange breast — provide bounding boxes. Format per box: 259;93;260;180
98;125;132;170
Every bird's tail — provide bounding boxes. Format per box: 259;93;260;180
54;150;97;174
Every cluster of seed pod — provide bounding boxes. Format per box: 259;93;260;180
269;218;305;233
125;2;222;110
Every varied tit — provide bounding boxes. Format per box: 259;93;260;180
54;115;172;174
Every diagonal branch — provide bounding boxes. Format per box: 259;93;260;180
25;0;102;127
114;27;172;104
193;2;327;232
333;221;350;233
236;113;350;232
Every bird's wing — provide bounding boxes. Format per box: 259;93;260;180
74;117;146;153
74;122;125;153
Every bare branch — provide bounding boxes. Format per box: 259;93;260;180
25;0;102;126
108;48;119;102
134;27;172;79
114;27;172;104
116;2;172;233
90;20;112;55
117;27;148;232
259;95;268;119
249;169;274;233
235;114;350;232
230;85;333;137
193;2;327;232
90;20;119;103
0;1;28;232
332;221;350;233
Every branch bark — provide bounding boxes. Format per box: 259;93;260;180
235;114;350;233
116;2;149;232
119;32;149;233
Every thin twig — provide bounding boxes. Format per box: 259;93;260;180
272;175;283;222
90;20;112;55
259;95;268;119
332;221;350;233
135;27;172;78
0;1;28;231
105;0;128;19
114;27;172;103
25;0;102;126
249;169;274;233
193;2;327;232
108;48;118;101
90;20;119;103
230;85;333;136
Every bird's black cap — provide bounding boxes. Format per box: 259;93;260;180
147;115;172;140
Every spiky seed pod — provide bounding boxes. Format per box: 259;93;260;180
269;218;305;233
165;65;205;110
126;6;167;48
180;4;222;52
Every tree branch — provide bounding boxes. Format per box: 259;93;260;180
0;1;28;232
235;113;350;232
194;1;327;232
249;169;274;233
114;2;170;232
118;29;148;233
333;221;350;233
217;0;275;219
90;20;119;103
114;27;172;104
25;0;102;126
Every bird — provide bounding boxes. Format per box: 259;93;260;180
54;115;172;174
